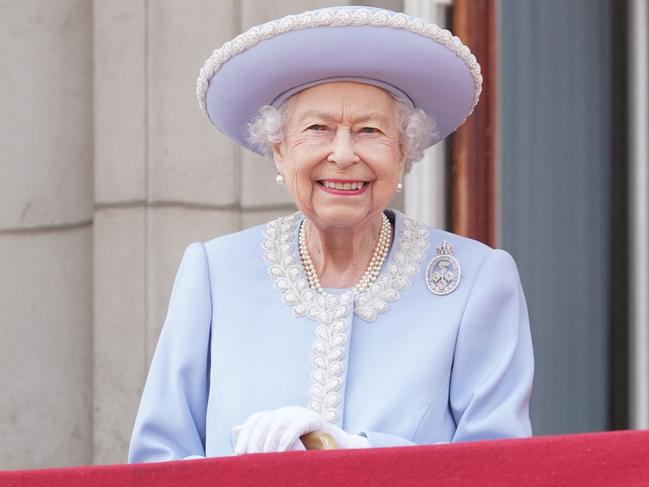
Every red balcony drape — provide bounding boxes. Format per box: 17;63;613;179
2;430;648;486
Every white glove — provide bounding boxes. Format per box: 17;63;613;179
233;405;369;454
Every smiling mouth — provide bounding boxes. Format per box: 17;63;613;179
318;180;368;192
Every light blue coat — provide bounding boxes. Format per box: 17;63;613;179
128;210;534;462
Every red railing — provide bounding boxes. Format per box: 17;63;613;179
2;430;648;486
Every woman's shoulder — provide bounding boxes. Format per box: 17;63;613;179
397;211;491;257
200;213;300;262
202;221;268;257
397;211;520;285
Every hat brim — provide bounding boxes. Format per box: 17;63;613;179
198;9;481;155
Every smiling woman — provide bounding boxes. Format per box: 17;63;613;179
128;5;534;462
264;82;421;289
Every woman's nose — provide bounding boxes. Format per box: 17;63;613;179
327;129;359;167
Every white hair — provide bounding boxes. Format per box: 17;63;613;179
246;93;439;173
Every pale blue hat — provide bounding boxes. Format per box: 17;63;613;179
196;6;482;155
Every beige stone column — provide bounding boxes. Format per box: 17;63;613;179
0;0;93;469
92;0;239;464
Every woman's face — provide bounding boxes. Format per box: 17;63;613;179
272;82;405;230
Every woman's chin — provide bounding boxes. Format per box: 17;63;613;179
308;204;381;229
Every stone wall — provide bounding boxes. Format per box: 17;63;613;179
0;0;94;469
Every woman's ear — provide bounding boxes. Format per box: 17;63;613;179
397;142;407;172
271;143;284;170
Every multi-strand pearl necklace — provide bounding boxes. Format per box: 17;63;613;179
298;213;392;295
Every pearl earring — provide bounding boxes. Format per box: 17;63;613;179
275;174;285;185
396;181;403;193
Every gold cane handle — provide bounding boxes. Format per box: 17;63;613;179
300;431;338;450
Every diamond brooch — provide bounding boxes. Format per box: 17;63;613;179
426;240;461;296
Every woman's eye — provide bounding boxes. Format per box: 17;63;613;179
360;127;380;134
307;124;327;131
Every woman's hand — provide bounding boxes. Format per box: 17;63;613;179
232;406;368;454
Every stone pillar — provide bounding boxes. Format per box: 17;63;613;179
92;0;239;465
0;0;93;469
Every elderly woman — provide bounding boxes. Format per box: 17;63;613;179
128;6;533;462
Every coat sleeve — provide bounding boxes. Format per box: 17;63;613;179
449;248;534;441
128;242;212;463
359;248;534;448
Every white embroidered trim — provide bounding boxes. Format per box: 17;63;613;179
196;8;482;120
262;211;428;423
354;215;429;322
